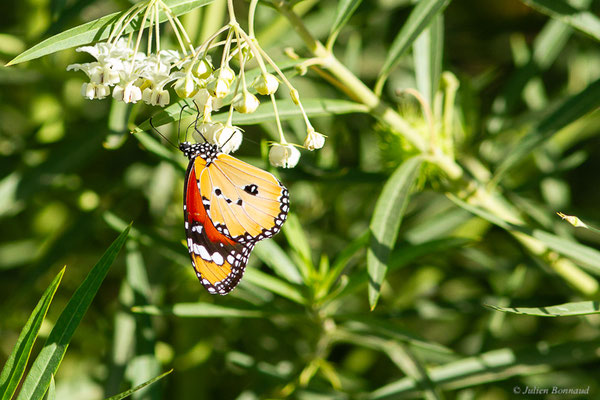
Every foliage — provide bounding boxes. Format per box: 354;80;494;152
1;0;600;398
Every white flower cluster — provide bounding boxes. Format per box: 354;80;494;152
66;0;326;167
67;39;181;107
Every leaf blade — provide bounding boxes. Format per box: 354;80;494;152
375;0;451;94
486;301;600;317
367;156;423;309
16;226;130;400
0;268;64;400
520;0;600;41
7;0;215;65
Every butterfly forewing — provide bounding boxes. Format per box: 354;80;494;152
196;153;289;243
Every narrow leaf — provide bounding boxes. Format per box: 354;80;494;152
244;268;306;305
367;157;423;310
486;300;600;317
17;225;131;400
328;0;364;47
132;303;266;318
449;196;600;275
281;213;313;283
136;98;369;132
520;0;600;41
375;0;451;94
0;268;64;400
369;340;600;398
7;0;215;65
104;369;173;400
253;240;303;284
413;14;444;105
495;77;600;179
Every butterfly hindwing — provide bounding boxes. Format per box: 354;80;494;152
184;161;251;295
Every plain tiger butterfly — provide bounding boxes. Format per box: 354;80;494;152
178;138;289;295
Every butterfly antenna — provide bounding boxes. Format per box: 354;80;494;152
177;103;191;144
149;117;178;149
191;100;208;144
221;126;244;149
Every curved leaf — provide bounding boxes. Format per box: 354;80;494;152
0;268;64;400
521;0;600;41
105;369;173;400
328;0;364;47
367;156;423;310
495;77;600;179
16;225;130;400
7;0;215;65
375;0;451;94
486;301;600;317
136;98;369;132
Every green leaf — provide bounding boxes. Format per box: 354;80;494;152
243;268;306;305
486;300;600;317
16;225;131;400
136;98;369;133
0;268;64;400
132;303;266;318
367;156;423;310
327;0;364;47
413;14;444;105
520;0;600;41
449;196;600;275
495;77;600;179
335;237;470;302
45;375;55;400
369;340;600;398
375;0;451;95
320;230;369;295
7;0;215;65
104;369;173;400
281;213;314;283
253;240;303;284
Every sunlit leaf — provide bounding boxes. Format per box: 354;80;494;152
16;226;130;400
486;300;600;317
367;156;423;310
8;0;215;65
0;268;64;400
104;369;173;400
375;0;451;94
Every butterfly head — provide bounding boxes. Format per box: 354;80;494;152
179;141;220;164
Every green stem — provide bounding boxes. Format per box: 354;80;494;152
273;0;429;154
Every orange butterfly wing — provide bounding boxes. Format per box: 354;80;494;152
195;153;289;244
184;162;253;295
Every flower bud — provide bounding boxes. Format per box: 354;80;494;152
253;73;279;95
269;143;300;168
193;58;213;80
289;88;300;105
174;74;199;98
207;78;230;98
215;125;243;154
233;92;260;114
217;66;236;84
303;128;325;150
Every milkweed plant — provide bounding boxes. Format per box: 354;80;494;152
67;0;321;167
3;0;600;398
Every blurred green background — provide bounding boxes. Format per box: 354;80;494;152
1;0;600;399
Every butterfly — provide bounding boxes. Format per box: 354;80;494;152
179;141;289;295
